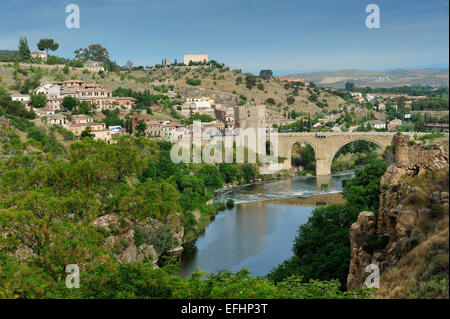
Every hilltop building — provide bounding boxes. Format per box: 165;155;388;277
184;54;208;65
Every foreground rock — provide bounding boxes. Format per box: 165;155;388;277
92;213;184;267
347;133;449;291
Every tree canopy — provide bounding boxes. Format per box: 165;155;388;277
37;38;59;53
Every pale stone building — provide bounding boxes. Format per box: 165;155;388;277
30;50;48;61
184;54;208;65
83;61;104;73
47;96;63;111
68;122;112;141
47;113;67;127
72;114;93;124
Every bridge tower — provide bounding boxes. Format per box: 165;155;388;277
233;103;265;130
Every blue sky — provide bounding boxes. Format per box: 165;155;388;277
0;0;448;74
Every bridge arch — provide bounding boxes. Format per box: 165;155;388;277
329;137;386;164
275;133;396;176
289;140;318;172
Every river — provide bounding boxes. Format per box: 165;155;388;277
179;171;354;277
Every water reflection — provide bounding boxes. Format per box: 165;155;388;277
179;193;346;277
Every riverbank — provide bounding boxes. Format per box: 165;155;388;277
179;173;353;277
180;168;356;263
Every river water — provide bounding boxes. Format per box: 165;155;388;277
179;171;354;277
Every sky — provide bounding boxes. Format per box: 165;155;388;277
0;0;448;74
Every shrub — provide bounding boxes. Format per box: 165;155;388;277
362;234;390;254
186;78;201;86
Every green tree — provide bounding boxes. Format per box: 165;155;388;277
62;96;78;111
81;126;94;138
342;158;388;212
18;37;31;62
197;165;223;189
219;163;238;184
287;96;295;105
259;69;273;80
245;74;257;89
136;120;147;136
268;204;360;288
241;164;256;183
29;93;47;108
345;82;355;91
265;98;276;105
37;38;59;54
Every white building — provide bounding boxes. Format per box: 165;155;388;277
368;120;386;130
35;83;60;96
12;94;30;103
33;108;55;117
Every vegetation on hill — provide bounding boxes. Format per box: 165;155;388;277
0;58;348;122
0;117;371;299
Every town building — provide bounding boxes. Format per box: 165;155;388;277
181;98;215;118
367;120;386;130
214;106;235;129
72;114;94;124
34;83;60;96
388;119;402;131
278;77;307;85
114;97;136;110
425;123;449;132
11;94;30;104
68;122;112;141
46;113;67;127
38;80;136;112
47;96;63;111
30;50;48;61
83;61;104;73
33;108;55;117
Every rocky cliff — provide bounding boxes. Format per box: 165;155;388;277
347;133;449;293
92;213;185;267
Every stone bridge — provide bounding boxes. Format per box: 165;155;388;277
274;132;408;175
165;129;428;176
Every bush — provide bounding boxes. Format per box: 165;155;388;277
226;199;235;209
27;127;65;154
186;78;201;86
362;234;390;254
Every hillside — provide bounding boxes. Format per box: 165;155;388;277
283;68;449;88
0;62;348;121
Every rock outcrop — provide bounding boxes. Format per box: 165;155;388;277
347;133;449;291
92;213;184;267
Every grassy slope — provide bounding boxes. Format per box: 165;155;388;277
0;62;348;121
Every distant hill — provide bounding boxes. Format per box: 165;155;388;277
0;50;17;57
282;68;449;88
